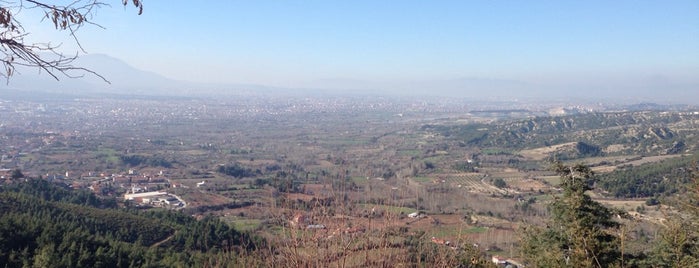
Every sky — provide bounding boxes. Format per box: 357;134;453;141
16;0;699;97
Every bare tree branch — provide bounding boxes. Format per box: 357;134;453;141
0;0;142;83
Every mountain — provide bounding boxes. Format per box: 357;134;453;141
0;54;281;97
73;54;192;95
1;54;697;104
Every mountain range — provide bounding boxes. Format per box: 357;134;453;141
1;54;697;105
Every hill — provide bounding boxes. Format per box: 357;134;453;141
0;179;263;267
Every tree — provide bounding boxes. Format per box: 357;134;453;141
10;168;23;179
520;163;622;267
492;178;507;188
649;166;699;267
0;0;143;82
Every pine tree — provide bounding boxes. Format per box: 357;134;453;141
649;166;699;267
520;163;622;267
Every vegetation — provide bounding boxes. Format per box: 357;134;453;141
120;154;173;168
598;154;697;198
1;0;696;266
0;0;143;81
648;169;699;267
0;180;264;267
2;96;699;267
520;163;624;267
492;178;507;188
425;111;698;155
217;163;259;178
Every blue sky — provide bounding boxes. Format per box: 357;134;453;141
21;1;699;94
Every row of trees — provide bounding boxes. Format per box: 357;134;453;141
120;154;174;168
217;163;260;178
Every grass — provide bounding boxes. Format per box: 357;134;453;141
18;154;36;162
94;147;121;164
539;175;561;186
532;194;555;202
229;218;262;231
358;203;415;214
410;177;433;183
226;184;251;190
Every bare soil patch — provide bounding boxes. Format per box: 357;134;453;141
519;142;577;160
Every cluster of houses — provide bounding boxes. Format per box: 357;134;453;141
2;165;189;210
83;169;187;209
37;168;173;197
123;189;185;209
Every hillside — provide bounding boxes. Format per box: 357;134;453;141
425;111;699;156
0;180;263;267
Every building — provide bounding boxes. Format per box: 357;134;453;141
160;196;179;205
492;255;512;266
123;191;167;201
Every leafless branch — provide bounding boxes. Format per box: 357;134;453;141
0;0;142;83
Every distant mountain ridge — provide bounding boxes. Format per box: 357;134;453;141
1;54;280;97
1;54;697;105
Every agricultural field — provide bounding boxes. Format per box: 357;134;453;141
1;96;698;266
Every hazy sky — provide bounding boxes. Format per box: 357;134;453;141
20;1;699;94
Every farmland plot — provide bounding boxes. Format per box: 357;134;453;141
435;173;507;195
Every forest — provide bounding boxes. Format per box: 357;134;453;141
597;153;698;198
0;180;264;267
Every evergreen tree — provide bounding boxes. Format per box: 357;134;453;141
521;163;622;267
649;167;699;267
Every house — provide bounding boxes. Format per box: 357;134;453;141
492;255;507;265
160;196;179;205
408;212;420;218
123;191;167;201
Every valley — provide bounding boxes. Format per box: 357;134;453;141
1;95;698;267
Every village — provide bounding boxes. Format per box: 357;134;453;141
0;166;188;210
